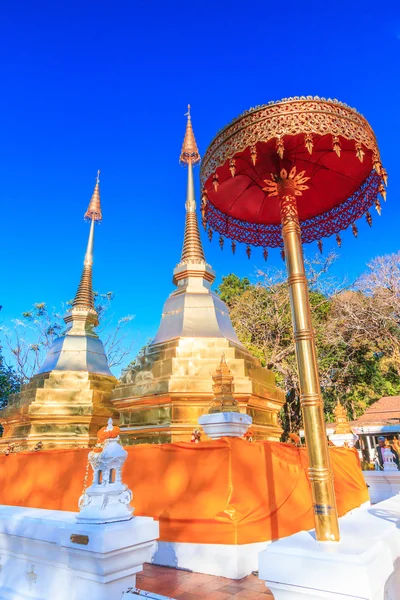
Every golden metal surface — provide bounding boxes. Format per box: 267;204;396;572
179;160;206;264
277;176;340;542
113;337;284;443
0;174;116;449
112;108;285;444
0;371;117;450
84;170;102;221
177;108;207;270
209;353;239;413
180;105;200;166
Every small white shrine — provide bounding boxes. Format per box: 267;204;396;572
77;418;134;524
0;419;160;600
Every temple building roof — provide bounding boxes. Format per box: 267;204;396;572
353;396;400;426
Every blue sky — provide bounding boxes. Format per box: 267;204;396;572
0;0;399;373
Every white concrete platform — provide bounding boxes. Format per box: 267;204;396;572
258;494;400;600
198;411;252;439
364;471;400;504
0;505;159;600
151;540;268;579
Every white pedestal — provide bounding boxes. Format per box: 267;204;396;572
0;505;159;600
329;432;358;448
198;411;252;439
258;494;400;600
364;471;400;504
151;540;268;579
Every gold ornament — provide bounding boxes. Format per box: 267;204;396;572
355;141;364;162
219;235;224;250
317;240;323;254
263;166;310;198
336;234;342;248
352;223;358;238
374;198;382;215
229;158;236;177
332;136;341;157
276;137;285;159
379;183;387;201
231;240;236;255
304;133;313;154
250;145;257;166
366;211;372;227
208;228;213;241
202;97;381;186
263;248;268;262
212;174;219;192
246;245;251;259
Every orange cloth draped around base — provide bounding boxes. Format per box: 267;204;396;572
0;438;367;544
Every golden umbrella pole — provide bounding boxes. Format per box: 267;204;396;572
277;169;340;542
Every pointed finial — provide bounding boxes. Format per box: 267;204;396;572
71;174;102;313
178;106;206;265
180;105;200;165
84;170;102;221
106;417;113;431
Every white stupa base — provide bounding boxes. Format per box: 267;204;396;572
0;505;159;600
258;494;400;600
329;432;358;448
364;471;400;504
198;411;252;439
151;540;268;579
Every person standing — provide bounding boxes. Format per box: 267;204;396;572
375;436;399;470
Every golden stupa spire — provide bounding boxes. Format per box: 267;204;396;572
209;353;239;413
72;172;102;313
333;400;352;435
84;169;102;221
180;105;201;166
179;106;205;264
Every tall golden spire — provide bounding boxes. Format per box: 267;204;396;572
84;170;102;221
180;105;201;166
179;106;205;264
72;172;102;316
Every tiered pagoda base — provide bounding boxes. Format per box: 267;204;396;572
113;337;284;444
0;370;117;450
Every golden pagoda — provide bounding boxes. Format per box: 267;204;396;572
333;401;352;435
0;173;117;450
209;354;239;414
112;108;285;443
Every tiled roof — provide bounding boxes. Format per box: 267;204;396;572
353;396;400;425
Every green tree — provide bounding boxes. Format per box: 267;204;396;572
216;274;251;307
0;348;20;409
217;252;400;438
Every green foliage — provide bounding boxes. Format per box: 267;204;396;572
216;274;251;307
217;253;400;437
0;349;20;410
